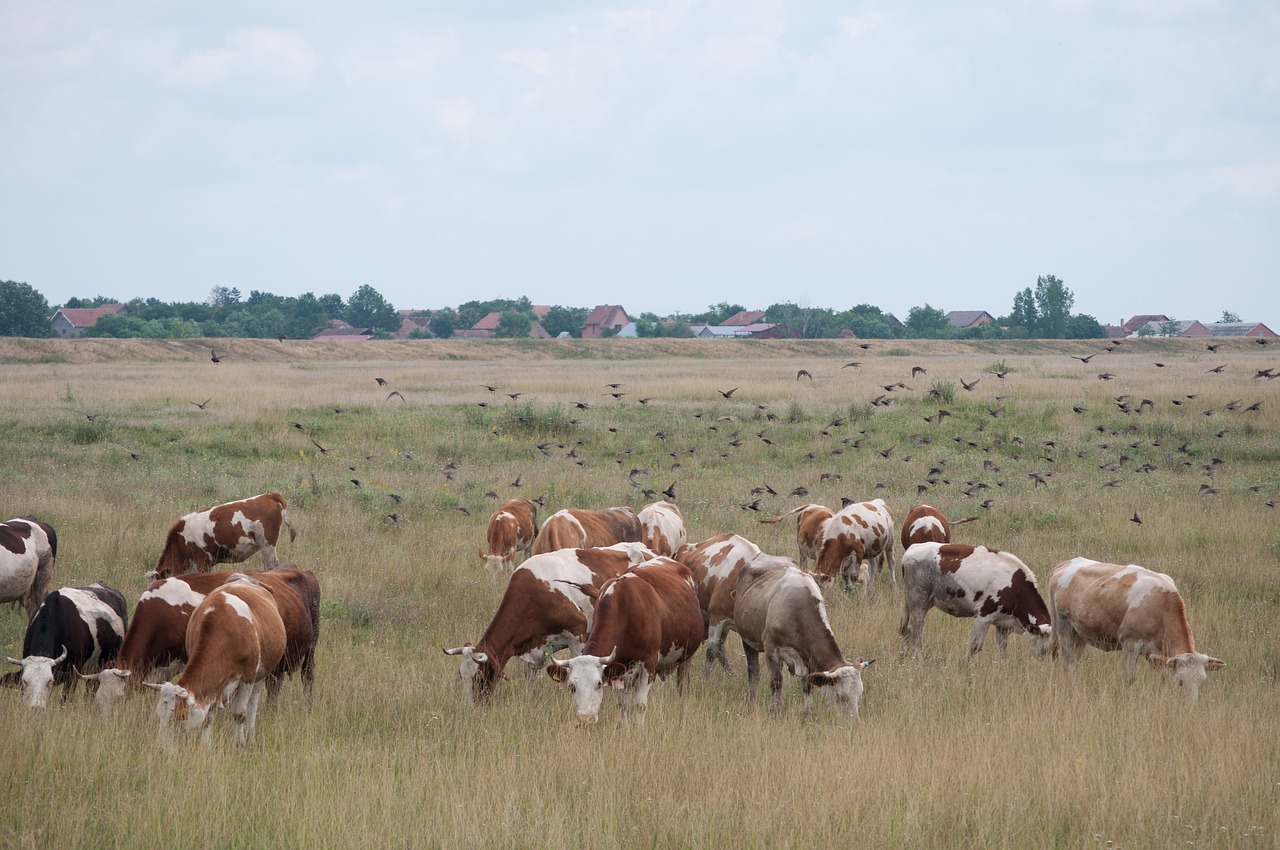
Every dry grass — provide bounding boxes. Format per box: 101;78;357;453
1;338;1277;848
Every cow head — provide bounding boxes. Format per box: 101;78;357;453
806;658;874;719
1026;623;1053;659
145;681;211;737
478;549;507;573
1149;652;1226;702
77;667;132;713
6;647;67;709
443;644;502;704
547;648;620;726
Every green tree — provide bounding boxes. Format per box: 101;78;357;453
541;305;588;338
0;280;54;337
763;303;838;338
903;304;953;339
837;304;899;339
1008;287;1039;335
635;312;693;337
345;285;399;332
494;311;532;338
1220;310;1241;323
318;293;345;319
1065;314;1107;339
428;309;458;339
1159;318;1183;338
1033;275;1074;338
207;286;241;308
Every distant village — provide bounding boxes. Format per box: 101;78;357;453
49;302;1279;342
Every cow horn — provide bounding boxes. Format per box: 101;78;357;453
600;648;617;665
6;657;24;667
443;645;471;656
143;682;165;692
53;646;68;665
550;656;572;668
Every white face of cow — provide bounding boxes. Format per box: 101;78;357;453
807;659;873;719
7;650;65;709
79;667;131;713
442;645;493;703
1026;624;1053;659
549;650;616;725
148;681;211;737
1155;652;1226;702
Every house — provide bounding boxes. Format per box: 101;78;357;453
946;310;995;329
690;322;790;339
50;304;126;338
883;314;904;331
1207;322;1278;338
1126;320;1211;339
581;305;630;338
396;311;433;339
1121;314;1169;334
719;310;767;327
453;311;551;339
313;319;373;341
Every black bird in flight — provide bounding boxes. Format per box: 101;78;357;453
191;398;212;409
210;348;223;363
1206;343;1221;352
310;437;331;456
911;366;927;378
1071;354;1095;363
797;370;813;381
1206;364;1226;374
1130;510;1143;525
375;377;388;386
662;481;677;500
842;361;862;369
960;378;980;391
718;387;739;399
387;391;406;402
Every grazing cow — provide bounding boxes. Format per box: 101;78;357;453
1049;558;1225;701
478;498;538;573
814;499;896;593
758;504;833;569
673;533;762;673
444;543;656;704
734;555;874;718
901;504;951;549
82;566;320;712
147;577;286;744
4;583;126;709
530;506;641;555
638;501;687;556
151;492;296;580
546;557;705;726
0;517;57;621
900;542;1052;657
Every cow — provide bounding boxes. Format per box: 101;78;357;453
81;566;320;712
814;499;896;593
146;576;286;744
4;583;126;709
530;506;642;555
758;504;833;569
733;555;874;718
673;533;762;673
900;542;1052;657
638;501;687;557
1049;558;1225;701
478;498;538;573
546;556;705;726
444;543;656;704
151;492;296;580
901;504;951;549
0;516;57;621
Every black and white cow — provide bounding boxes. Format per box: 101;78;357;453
0;517;58;621
4;583;127;708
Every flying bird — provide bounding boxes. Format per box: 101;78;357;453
375;377;388;387
911;366;927;378
310;437;331;456
453;506;471;516
209;348;223;364
662;481;677;500
1071;354;1095;363
960;378;980;391
994;370;1010;380
718;387;739;399
1206;343;1220;352
191;398;212;409
387;391;406;402
797;370;813;381
1206;365;1226;374
842;361;862;369
1130;510;1143;525
1097;373;1116;381
857;343;872;350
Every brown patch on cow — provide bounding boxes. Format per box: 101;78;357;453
938;544;976;573
598;508;641;543
853;515;870;529
0;522;33;555
574;548;629;577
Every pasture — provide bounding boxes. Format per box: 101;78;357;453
1;336;1277;849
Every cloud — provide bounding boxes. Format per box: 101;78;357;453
167;27;320;89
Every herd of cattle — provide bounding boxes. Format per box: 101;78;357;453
2;485;1225;739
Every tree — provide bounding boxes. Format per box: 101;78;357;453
494;311;532;338
1065;314;1107;339
837;304;899;339
1033;275;1074;338
541;305;588;338
903;304;953;339
1159;318;1183;338
1008;288;1039;335
763;303;838;338
1220;310;1240;323
635;312;693;337
345;285;398;332
0;280;54;337
428;310;458;339
207;286;241;308
318;293;345;319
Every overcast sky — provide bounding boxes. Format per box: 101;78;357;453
3;1;1277;326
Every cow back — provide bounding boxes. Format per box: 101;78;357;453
586;558;703;677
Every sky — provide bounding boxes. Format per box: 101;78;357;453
2;1;1278;327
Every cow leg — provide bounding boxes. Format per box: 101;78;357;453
264;671;283;703
766;652;785;711
1120;646;1141;683
900;597;932;653
743;644;761;706
885;549;897;589
706;621;733;674
625;670;652;728
232;681;265;745
1055;618;1083;669
863;560;877;596
969;619;992;655
259;544;280;569
301;647;315;701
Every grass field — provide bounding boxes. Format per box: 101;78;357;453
1;336;1277;849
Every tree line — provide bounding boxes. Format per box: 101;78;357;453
1;276;1111;339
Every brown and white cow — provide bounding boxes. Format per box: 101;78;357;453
1;517;57;621
901;504;951;549
758;504;833;569
1049;558;1225;701
151;492;296;580
530;506;641;555
546;556;705;726
444;543;656;704
673;533;762;673
814;499;896;593
478;498;538;573
146;576;286;744
900;542;1052;657
638;501;687;557
734;555;874;718
85;566;319;713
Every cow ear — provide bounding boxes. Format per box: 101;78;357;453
1205;657;1226;671
603;662;627;681
544;664;567;684
1147;654;1170;670
805;672;836;687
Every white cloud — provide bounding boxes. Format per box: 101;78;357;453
167;27;320;89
